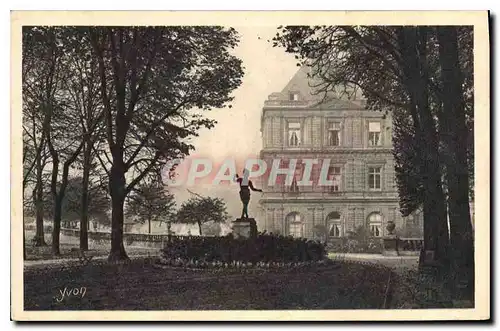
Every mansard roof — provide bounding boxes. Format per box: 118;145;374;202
312;97;365;110
264;65;366;110
280;65;321;102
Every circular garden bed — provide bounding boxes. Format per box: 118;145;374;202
159;232;332;273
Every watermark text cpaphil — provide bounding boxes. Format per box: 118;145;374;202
162;157;342;187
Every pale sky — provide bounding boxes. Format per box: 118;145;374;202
192;26;298;160
169;26;299;222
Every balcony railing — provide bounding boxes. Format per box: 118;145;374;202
264;100;313;108
262;186;398;198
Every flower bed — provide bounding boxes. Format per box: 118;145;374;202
326;238;383;254
161;233;327;268
155;257;338;273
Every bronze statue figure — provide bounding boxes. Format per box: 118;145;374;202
234;169;263;219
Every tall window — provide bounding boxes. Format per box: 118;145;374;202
368;166;382;190
289;223;302;237
288;122;301;146
368;121;381;146
368;213;383;237
290;177;299;192
327;166;342;193
327;212;342;238
290;163;303;193
328;122;341;146
286;212;303;237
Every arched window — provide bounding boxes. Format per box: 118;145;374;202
285;212;303;238
367;212;383;237
326;211;342;238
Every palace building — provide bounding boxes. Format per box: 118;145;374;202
258;66;423;244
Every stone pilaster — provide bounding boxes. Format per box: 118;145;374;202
306;207;315;238
266;208;275;232
271;116;282;147
315;207;325;227
347;207;356;233
277;207;284;235
311;116;322;147
345;160;354;192
352;117;362;147
355;207;365;229
313;208;323;229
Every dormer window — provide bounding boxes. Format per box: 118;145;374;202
289;92;299;101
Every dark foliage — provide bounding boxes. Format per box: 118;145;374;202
126;182;176;233
392;109;424;216
161;232;327;265
175;196;229;236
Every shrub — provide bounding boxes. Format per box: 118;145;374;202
161;232;327;265
312;224;328;242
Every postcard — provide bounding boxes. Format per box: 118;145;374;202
11;10;490;321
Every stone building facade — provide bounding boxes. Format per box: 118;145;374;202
258;67;423;244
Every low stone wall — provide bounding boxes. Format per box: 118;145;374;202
60;228;210;249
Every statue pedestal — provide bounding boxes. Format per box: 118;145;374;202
232;218;258;239
382;235;399;256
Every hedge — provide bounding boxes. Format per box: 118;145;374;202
161;232;327;264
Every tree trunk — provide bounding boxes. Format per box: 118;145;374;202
23;216;26;260
436;26;474;298
33;158;46;246
108;160;129;262
50;159;75;256
80;145;91;251
148;217;151;234
397;27;449;267
51;195;63;256
415;27;450;268
198;221;202;236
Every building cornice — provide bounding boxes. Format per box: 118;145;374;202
259;197;399;204
260;148;393;155
261;108;379;115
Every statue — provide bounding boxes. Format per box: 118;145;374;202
234;169;263;219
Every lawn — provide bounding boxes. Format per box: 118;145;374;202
24;259;393;310
24;231;157;261
24;243;156;261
